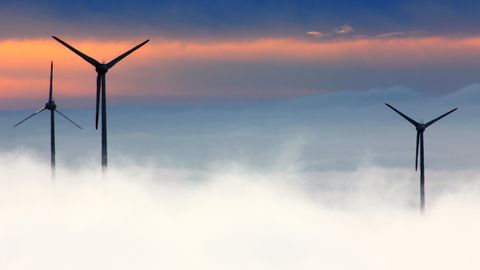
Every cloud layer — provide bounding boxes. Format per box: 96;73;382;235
1;0;480;39
2;35;480;106
1;153;480;270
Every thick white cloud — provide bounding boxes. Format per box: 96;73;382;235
1;153;480;270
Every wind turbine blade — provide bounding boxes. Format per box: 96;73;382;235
385;103;419;126
425;108;458;128
106;39;149;69
49;61;53;102
55;109;82;129
96;74;101;130
415;132;419;171
52;36;100;67
13;108;46;127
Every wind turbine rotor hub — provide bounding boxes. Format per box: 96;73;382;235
416;124;426;132
45;101;57;110
96;64;109;74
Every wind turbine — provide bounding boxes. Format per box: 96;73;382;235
14;62;82;179
52;36;149;172
385;103;457;213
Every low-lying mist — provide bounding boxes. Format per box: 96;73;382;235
1;152;480;270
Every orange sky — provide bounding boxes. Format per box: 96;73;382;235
1;36;480;101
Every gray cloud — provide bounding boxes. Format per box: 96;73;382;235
375;30;428;38
376;31;405;38
109;57;480;99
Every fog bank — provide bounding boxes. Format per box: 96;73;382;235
1;153;479;270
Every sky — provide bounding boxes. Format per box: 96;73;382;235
2;1;480;269
2;0;480;105
0;0;478;168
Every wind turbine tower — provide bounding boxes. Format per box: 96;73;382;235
52;36;149;172
385;103;457;212
14;62;82;179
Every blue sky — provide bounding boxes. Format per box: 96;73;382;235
0;85;470;172
2;0;480;38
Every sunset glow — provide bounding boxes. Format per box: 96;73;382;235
2;36;480;101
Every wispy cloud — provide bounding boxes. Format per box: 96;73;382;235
376;30;428;38
335;24;354;34
305;31;326;38
376;32;406;38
